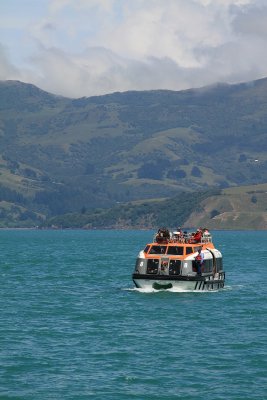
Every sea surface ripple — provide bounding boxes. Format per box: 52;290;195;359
0;229;266;399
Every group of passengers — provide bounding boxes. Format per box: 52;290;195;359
155;227;210;244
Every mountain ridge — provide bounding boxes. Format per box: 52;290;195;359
0;78;267;227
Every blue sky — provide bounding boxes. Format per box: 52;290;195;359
1;0;267;98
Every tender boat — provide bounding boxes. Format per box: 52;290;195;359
132;228;225;291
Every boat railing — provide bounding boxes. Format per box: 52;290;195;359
153;233;213;245
201;236;213;244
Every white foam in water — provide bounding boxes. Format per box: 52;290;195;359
123;287;158;293
168;287;201;293
123;287;215;293
223;284;242;291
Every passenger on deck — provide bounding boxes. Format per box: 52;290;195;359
177;227;183;235
173;227;183;242
155;227;170;243
203;228;210;237
195;248;204;276
189;228;202;243
194;229;202;242
183;231;189;243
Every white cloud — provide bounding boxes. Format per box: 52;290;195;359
1;0;267;97
0;43;21;79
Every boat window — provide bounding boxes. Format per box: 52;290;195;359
149;245;167;254
167;246;183;255
203;259;213;273
144;245;150;253
217;257;223;271
193;259;213;273
186;247;193;255
146;259;159;274
169;260;181;275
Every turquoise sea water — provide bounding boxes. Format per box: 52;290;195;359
0;229;266;399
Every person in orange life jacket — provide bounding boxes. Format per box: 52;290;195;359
195;248;204;276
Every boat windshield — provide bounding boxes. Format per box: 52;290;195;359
167;246;184;255
149;245;167;254
144;245;150;253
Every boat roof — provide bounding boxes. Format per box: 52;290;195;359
146;240;215;249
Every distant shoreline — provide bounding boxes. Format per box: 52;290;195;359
0;226;266;231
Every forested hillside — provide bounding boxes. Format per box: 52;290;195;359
0;78;267;227
41;184;267;230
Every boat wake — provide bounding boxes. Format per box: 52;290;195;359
222;284;241;291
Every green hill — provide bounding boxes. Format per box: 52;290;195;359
0;78;267;227
42;183;267;230
43;189;220;229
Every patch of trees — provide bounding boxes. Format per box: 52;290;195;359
43;189;221;229
191;166;202;178
137;159;171;180
251;195;257;204
210;209;220;218
84;163;95;174
0;184;26;204
19;210;40;221
238;154;247;162
23;168;37;179
167;169;186;180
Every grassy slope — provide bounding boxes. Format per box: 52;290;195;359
184;183;267;229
